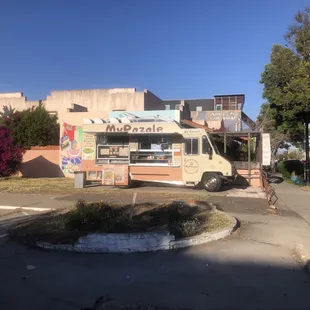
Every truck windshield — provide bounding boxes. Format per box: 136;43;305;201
207;134;220;155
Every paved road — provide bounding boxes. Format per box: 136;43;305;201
0;232;309;310
0;184;266;211
1;189;310;309
273;182;310;223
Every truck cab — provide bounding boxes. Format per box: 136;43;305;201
181;128;234;191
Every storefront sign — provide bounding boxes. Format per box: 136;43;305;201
102;166;115;186
101;165;129;186
114;165;129;186
105;124;163;133
262;133;271;166
82;134;96;160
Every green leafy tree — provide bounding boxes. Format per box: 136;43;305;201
1;104;59;149
261;7;310;181
256;102;290;156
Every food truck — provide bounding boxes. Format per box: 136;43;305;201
81;118;236;192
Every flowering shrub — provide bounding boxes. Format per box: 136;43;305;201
0;127;24;177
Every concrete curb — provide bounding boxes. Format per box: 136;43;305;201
293;244;310;272
36;212;238;253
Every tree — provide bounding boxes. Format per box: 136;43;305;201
256;102;290;156
261;7;310;182
0;127;24;177
0;105;15;119
0;104;59;149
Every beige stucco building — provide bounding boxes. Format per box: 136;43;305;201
0;88;165;123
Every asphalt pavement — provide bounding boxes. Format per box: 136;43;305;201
1;186;310;309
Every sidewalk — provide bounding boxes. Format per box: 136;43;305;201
273;182;310;225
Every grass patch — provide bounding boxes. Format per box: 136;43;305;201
9;200;231;245
0;177;76;194
284;177;305;186
0;177;116;194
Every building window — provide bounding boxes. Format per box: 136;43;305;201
184;138;199;155
202;136;211;154
215;104;222;111
165;105;170;110
175;104;180;110
230;103;237;110
196;106;202;112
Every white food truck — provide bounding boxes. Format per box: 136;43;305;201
81;118;236;192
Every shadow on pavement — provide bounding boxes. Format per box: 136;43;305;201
0;236;309;310
0;197;308;310
0;213;37;235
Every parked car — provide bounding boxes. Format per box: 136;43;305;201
276;159;304;178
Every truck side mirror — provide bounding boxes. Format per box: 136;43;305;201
208;147;213;160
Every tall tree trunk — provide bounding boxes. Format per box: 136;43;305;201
305;121;309;184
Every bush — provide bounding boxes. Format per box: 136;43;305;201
65;200;130;232
0;127;24;177
1;104;59;148
65;201;210;238
167;204;208;238
10;201;231;245
277;160;304;179
168;218;204;238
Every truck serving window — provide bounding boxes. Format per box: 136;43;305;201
138;135;172;150
97;135;129;145
184;138;199;155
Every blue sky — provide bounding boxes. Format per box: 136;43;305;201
1;0;309;119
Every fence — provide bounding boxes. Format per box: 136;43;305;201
261;169;278;205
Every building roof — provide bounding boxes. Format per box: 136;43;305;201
214;94;245;98
181;119;213;132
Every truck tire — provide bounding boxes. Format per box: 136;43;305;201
202;173;222;192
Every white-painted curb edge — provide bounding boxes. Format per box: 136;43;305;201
0;205;54;212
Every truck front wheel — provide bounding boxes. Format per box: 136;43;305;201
202;173;222;192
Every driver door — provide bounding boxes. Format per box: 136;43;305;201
182;137;201;184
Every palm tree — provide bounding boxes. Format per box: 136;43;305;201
0;105;15;119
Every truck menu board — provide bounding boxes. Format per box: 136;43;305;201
82;134;96;160
98;145;129;159
102;165;129;186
